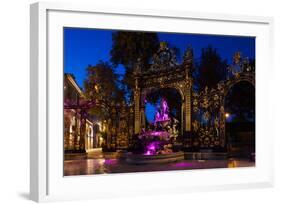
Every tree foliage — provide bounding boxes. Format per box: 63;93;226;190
225;81;255;122
110;31;159;69
110;31;159;98
194;46;228;91
83;61;125;119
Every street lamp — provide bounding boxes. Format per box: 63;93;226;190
225;112;230;118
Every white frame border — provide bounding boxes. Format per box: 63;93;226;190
30;2;274;202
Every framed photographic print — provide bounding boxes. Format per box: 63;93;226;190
30;2;274;202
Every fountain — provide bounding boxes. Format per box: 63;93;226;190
126;98;184;164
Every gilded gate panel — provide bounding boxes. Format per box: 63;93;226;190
191;52;255;149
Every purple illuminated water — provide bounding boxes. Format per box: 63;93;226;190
104;159;118;165
144;141;160;155
140;98;175;156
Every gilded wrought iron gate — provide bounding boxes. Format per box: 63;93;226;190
191;86;225;149
190;54;255;150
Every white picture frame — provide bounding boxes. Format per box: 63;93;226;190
30;2;274;202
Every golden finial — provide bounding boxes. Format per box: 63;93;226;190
159;41;168;51
233;51;241;64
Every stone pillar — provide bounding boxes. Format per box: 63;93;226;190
183;46;193;133
134;88;141;134
129;106;135;146
106;119;111;149
219;106;226;147
85;125;88;150
184;87;191;132
111;108;117;149
181;103;184;135
79;117;86;152
140;100;146;129
74;115;79;150
63;114;71;151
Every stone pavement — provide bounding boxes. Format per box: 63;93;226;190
64;150;255;176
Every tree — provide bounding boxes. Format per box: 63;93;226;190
225;81;255;122
194;46;228;91
83;61;125;120
110;31;159;99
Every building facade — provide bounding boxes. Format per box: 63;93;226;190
64;74;102;153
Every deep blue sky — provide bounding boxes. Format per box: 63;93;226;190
64;27;255;88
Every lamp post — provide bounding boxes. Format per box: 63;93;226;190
225;112;230;119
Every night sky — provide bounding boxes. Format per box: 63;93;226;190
64;27;255;87
64;27;255;122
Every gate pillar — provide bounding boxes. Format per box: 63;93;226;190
134;88;141;134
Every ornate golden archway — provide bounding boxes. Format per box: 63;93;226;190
133;46;255;153
191;56;255;150
133;43;193;135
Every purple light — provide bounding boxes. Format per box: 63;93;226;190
148;144;155;151
104;159;118;165
172;162;193;168
138;131;170;140
144;141;161;156
154;98;170;123
140;98;178;156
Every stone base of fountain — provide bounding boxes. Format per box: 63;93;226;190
126;98;184;164
184;152;227;160
126;151;184;164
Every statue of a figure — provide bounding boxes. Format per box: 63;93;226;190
214;116;219;137
161;99;169;120
227;51;244;78
233;52;241;64
155;109;161;122
172;118;179;138
192;120;199;132
154;98;170;123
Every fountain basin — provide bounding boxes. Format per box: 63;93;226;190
126;151;184;164
138;131;170;140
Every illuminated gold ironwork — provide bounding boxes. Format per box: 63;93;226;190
133;44;193;137
191;52;255;149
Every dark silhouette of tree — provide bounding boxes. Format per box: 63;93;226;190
83;61;125;119
225;81;255;122
194;46;228;91
249;58;255;69
110;31;159;99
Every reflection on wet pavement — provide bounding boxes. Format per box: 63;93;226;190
64;158;255;176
